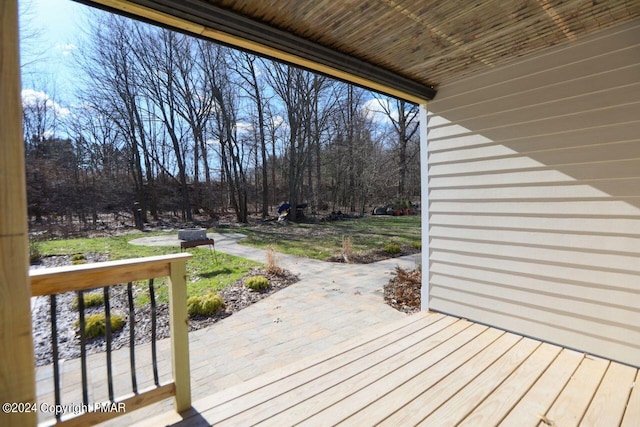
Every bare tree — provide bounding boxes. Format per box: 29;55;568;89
373;96;419;200
25;8;424;229
78;14;160;223
266;64;328;220
171;37;219;217
66;103;131;223
325;84;380;213
22;87;62;147
19;0;47;74
263;101;285;207
231;52;270;217
130;26;193;221
201;44;250;223
306;74;334;211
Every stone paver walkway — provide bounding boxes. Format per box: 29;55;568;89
36;232;420;425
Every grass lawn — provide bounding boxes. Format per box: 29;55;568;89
34;234;261;304
32;215;420;302
231;214;422;260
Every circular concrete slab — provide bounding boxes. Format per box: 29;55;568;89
128;232;247;247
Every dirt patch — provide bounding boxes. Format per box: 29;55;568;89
327;244;420;264
31;255;298;366
384;267;421;314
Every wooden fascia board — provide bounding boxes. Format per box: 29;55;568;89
74;0;436;103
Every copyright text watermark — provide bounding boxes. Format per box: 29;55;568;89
3;401;126;415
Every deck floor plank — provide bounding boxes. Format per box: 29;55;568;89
215;316;466;426
189;311;441;421
419;337;543;426
458;342;562;426
621;369;640;427
498;348;584;427
337;327;510;426
132;313;639;427
542;355;610;427
581;361;637;427
264;321;486;425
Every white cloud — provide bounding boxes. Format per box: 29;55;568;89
21;88;70;118
235;121;253;134
55;43;77;56
362;98;397;124
270;114;285;128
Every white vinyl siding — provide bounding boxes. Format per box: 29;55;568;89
425;19;640;367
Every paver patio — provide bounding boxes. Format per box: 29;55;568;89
35;233;419;425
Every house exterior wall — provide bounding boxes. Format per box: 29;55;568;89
424;19;640;367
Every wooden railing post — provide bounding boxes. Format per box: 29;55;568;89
168;258;191;412
30;254;193;425
0;1;37;426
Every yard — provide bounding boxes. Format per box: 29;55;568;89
230;214;422;261
31;214;422;295
29;215;422;365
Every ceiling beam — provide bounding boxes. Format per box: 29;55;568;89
75;0;436;103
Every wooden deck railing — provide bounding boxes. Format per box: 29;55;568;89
29;253;193;426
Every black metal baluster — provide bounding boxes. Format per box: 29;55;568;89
103;286;114;401
148;279;159;386
77;290;89;405
127;282;137;393
50;295;62;422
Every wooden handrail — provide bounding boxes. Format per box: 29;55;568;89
30;253;193;426
30;253;193;296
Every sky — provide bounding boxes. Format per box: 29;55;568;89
19;0;89;101
18;0;399;128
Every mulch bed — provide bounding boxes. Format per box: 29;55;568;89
327;244;420;264
383;267;422;314
31;255;298;366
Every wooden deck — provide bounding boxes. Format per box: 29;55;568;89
138;312;639;426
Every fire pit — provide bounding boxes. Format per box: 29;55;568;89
178;228;207;242
177;229;216;261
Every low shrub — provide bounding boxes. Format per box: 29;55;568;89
73;292;104;309
187;293;225;317
384;243;402;255
71;253;87;265
411;242;422;251
29;241;42;264
245;275;270;291
75;312;125;339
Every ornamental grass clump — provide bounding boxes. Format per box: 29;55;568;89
75;313;125;339
384;243;402;255
71;253;87;265
245;275;270;291
341;235;353;263
72;292;104;309
187;293;225;317
265;247;283;276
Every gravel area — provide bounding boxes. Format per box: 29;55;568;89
31;255;298;366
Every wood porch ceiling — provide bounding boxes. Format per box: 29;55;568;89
80;0;639;102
